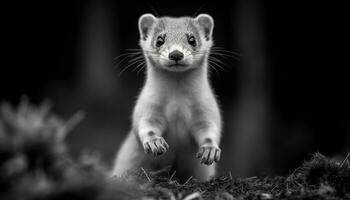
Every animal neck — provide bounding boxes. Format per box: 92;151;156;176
145;63;209;92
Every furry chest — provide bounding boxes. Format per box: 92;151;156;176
164;98;192;136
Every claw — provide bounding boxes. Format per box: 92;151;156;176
143;142;151;154
214;148;221;162
196;147;205;158
142;136;169;156
197;143;221;165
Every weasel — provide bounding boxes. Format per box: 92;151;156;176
112;13;222;181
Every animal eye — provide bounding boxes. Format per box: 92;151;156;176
187;35;196;47
156;35;165;47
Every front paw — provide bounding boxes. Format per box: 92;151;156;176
142;136;169;156
196;143;221;165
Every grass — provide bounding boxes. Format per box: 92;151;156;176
0;99;349;200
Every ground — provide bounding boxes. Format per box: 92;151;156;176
0;100;349;200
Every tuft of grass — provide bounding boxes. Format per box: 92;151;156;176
0;98;349;200
301;152;350;197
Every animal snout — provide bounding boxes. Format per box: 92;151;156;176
168;50;184;61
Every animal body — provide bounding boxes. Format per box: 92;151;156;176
112;13;222;181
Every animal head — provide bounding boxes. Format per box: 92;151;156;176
138;13;214;72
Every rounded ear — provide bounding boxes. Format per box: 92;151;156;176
138;13;157;41
195;14;214;41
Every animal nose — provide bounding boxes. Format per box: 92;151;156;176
168;50;184;61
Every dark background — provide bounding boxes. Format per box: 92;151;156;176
1;0;349;177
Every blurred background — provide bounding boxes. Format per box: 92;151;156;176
1;0;349;177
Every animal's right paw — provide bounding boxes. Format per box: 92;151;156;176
142;135;169;156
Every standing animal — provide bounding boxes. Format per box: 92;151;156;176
112;13;222;181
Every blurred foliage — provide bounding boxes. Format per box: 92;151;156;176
0;98;139;200
0;98;349;200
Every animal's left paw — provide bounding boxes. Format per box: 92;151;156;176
196;143;221;165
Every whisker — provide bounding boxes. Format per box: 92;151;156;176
210;51;238;56
114;56;136;70
118;59;144;76
208;63;220;78
210;52;241;59
193;50;240;63
208;60;226;72
113;52;142;61
113;52;143;67
137;65;146;75
113;54;136;70
127;56;144;64
132;61;146;72
211;48;242;56
148;55;169;62
211;53;241;61
194;50;240;60
212;54;235;65
209;56;232;69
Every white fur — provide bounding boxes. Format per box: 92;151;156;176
112;14;221;181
